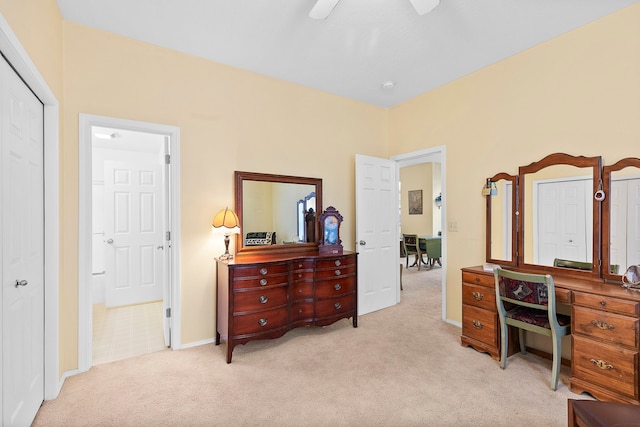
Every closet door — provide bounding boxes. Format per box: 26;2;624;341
1;54;44;426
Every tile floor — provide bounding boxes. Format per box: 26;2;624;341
92;301;167;365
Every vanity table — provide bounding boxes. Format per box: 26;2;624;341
215;171;358;363
462;154;640;405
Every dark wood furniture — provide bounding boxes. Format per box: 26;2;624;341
461;265;640;404
216;251;358;363
568;399;640;427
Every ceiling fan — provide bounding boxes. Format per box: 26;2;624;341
309;0;440;20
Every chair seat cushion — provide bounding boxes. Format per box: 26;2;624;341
506;306;570;329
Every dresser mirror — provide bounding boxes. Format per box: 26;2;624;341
517;153;601;276
235;171;323;256
602;157;640;282
486;172;518;267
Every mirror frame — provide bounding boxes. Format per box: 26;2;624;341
486;172;518;267
602;157;640;282
234;171;323;257
517;153;602;277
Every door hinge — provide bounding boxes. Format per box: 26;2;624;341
165;154;170;164
166;231;171;241
166;308;171;318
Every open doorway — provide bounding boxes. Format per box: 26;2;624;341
393;147;446;321
78;115;181;372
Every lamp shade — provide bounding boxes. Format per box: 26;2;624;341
212;208;240;234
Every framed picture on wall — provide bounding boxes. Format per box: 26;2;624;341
408;190;423;215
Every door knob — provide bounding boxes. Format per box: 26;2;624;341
15;279;28;288
358;240;366;246
106;239;114;244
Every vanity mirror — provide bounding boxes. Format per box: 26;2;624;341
602;157;640;282
517;153;601;276
234;171;323;256
485;172;518;267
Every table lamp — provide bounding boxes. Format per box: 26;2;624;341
212;207;240;260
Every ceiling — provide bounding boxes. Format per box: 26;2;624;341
56;0;638;108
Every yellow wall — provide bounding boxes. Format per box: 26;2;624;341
389;3;640;323
400;163;435;236
61;22;387;371
1;1;639;375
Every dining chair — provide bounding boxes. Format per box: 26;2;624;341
402;234;423;270
494;267;570;390
424;237;442;269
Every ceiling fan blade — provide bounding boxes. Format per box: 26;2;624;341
409;0;440;16
309;0;341;20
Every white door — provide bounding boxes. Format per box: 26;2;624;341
535;179;591;266
626;178;640;268
0;55;44;426
104;160;164;307
609;179;627;270
355;154;399;315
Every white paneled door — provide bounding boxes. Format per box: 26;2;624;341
104;161;164;307
1;55;44;426
355;154;399;315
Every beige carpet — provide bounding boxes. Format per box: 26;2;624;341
34;265;586;426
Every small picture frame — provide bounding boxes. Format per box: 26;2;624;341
408;190;423;215
318;206;343;255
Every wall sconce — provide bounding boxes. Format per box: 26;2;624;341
212;207;240;260
434;193;442;209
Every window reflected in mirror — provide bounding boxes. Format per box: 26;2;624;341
486;173;516;266
243;181;316;245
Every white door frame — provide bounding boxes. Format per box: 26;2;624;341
0;14;60;399
78;114;181;373
391;146;447;322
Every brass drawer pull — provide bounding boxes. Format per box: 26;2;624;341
590;359;613;370
334;283;342;291
599;301;606;307
298;289;303;293
591;320;615;330
472;320;483;329
259;295;268;304
335;269;341;276
260;268;268;275
335;260;341;267
260;279;267;286
258;318;268;327
472;291;484;301
298;273;302;278
334;302;342;310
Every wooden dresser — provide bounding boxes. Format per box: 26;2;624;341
216;251;357;363
461;265;640;405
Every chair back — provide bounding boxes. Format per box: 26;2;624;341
424;237;441;258
402;234;420;255
494;268;565;329
553;258;592;271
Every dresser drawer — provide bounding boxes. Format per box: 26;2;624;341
316;277;355;298
574;293;640;317
290;282;313;300
573;335;639;399
462;304;498;348
233;273;288;290
290;301;314;322
232;307;288;336
315;264;356;279
232;262;289;278
233;287;288;314
315;294;355;318
316;256;355;269
573;306;639;348
462;271;494;288
462;282;496;310
291;260;314;271
292;270;314;281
